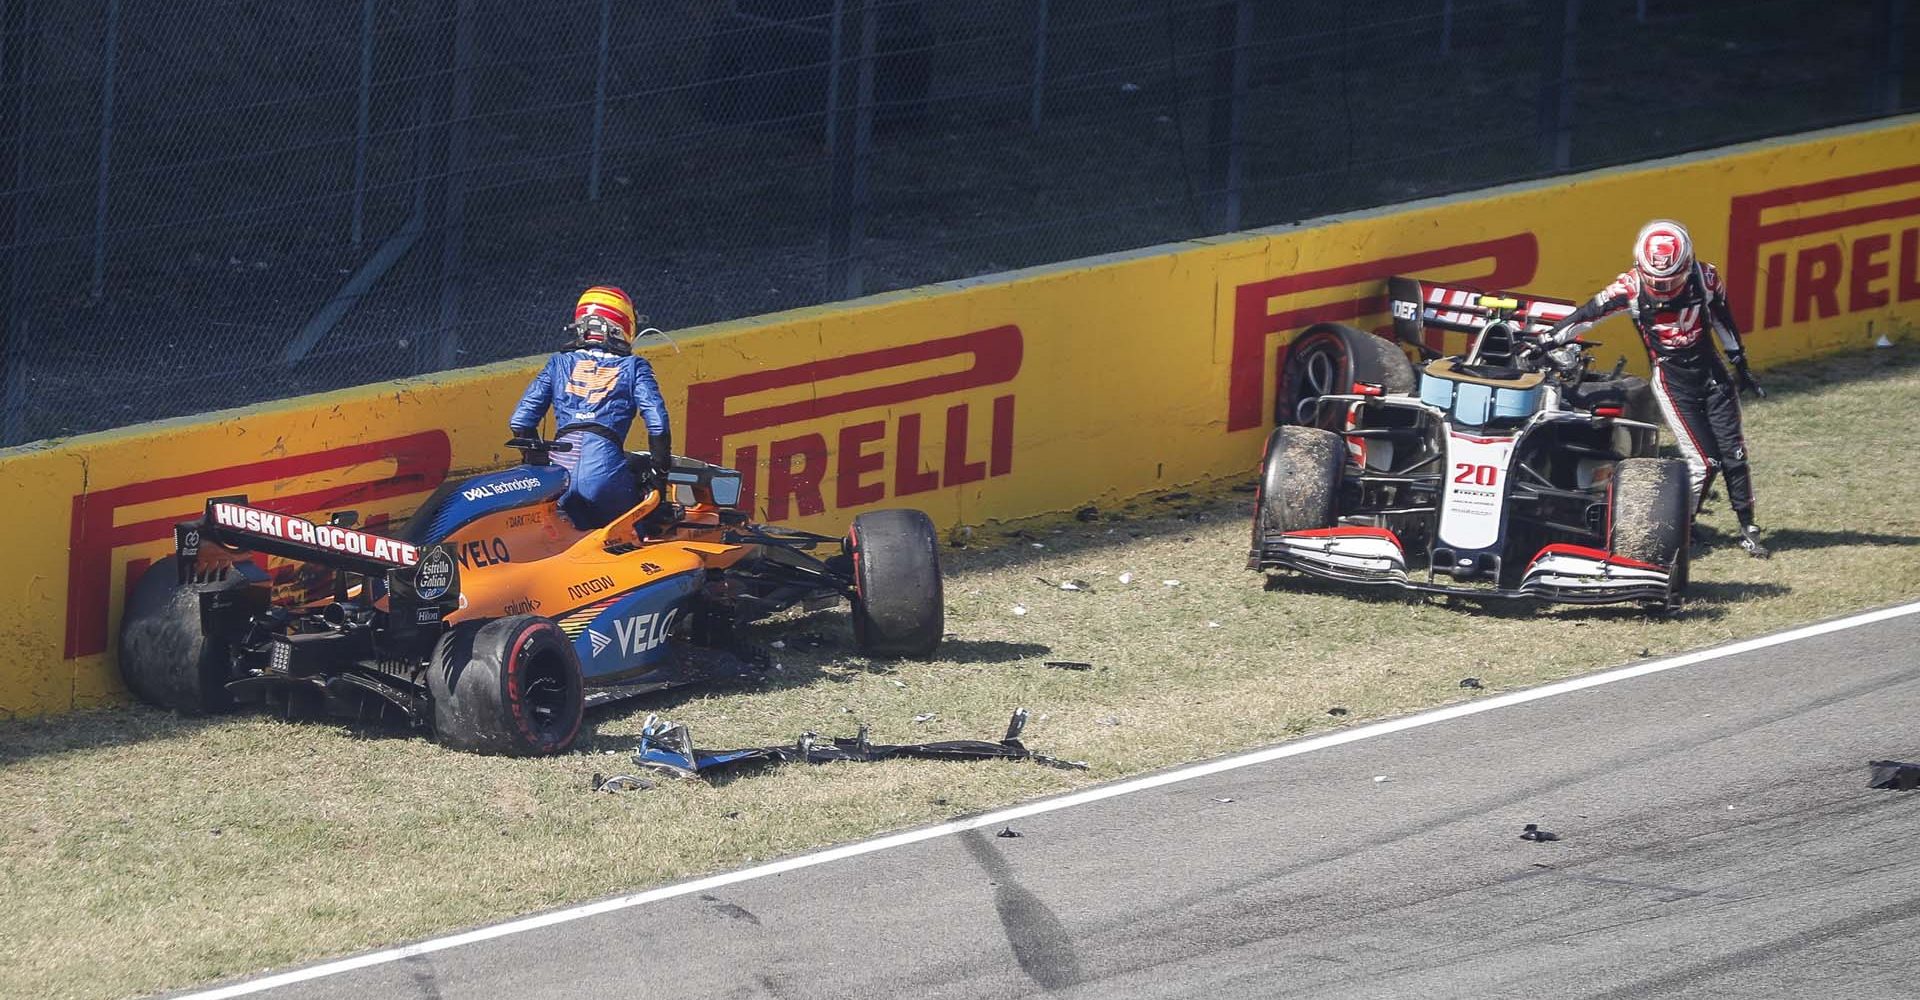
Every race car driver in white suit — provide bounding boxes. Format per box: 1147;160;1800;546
1530;220;1770;558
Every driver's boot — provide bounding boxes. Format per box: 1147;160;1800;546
1737;522;1770;560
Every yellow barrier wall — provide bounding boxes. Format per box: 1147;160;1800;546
5;116;1918;716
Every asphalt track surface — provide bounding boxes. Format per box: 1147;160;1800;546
184;610;1920;1000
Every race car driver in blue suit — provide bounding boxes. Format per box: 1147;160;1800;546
508;285;672;529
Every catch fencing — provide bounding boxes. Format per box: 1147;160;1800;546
0;0;1910;446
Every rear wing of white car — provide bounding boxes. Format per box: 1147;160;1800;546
1387;275;1578;358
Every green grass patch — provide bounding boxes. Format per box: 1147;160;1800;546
3;346;1917;1000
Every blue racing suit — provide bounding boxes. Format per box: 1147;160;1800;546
509;347;672;529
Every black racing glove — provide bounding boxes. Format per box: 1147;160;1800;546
1727;351;1766;399
648;430;674;497
508;425;535;441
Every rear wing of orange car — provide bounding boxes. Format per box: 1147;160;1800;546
176;495;461;624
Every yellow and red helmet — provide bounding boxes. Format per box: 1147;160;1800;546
571;285;637;354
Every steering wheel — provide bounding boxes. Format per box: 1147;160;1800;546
505;436;574;466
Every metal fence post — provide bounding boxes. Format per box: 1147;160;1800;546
823;0;845;148
89;0;119;300
824;0;875;301
1030;0;1051;131
1209;0;1251;234
1537;0;1578;172
587;0;612;200
2;0;33;444
432;0;475;372
1873;0;1906;114
351;0;374;245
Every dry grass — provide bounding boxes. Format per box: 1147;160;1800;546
3;347;1918;1000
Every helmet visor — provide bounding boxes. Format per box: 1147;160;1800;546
1641;268;1687;299
572;315;627;346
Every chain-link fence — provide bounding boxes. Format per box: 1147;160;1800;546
1;0;1909;446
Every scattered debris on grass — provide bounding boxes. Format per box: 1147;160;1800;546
1520;823;1560;842
1459;677;1484;689
1075;506;1100;522
912;713;938;724
1327;706;1350;716
1012;604;1029;616
997;826;1023;838
1118;572;1133;584
1869;759;1920;790
591;773;656;794
1163;579;1181;587
623;709;1087;780
1043;660;1094;671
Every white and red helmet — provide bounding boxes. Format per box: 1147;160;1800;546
1633;220;1694;301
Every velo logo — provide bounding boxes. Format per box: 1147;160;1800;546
587;608;679;658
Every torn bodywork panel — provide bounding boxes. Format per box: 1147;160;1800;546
628;708;1087;779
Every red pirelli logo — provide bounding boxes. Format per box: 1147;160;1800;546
64;431;451;659
1227;233;1539;431
1727;162;1920;333
684;325;1023;520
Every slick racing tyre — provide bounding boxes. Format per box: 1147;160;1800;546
119;560;240;714
430;615;585;755
1609;458;1691;614
1255;425;1343;536
847;509;944;659
1276;323;1417;425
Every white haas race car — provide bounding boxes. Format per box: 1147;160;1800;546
1249;276;1691;613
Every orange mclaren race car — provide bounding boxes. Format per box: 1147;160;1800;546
119;438;944;755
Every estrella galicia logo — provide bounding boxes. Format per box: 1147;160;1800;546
414;547;455;601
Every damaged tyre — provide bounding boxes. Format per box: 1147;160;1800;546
848;509;944;658
1609;457;1691;614
430;615;585;755
1277;323;1417;425
1256;425;1343;535
118;560;239;714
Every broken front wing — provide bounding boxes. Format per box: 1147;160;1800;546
1252;527;1673;605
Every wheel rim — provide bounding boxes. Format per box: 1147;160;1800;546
1285;334;1349;424
517;642;575;743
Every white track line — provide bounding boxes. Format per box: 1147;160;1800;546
176;599;1920;1000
